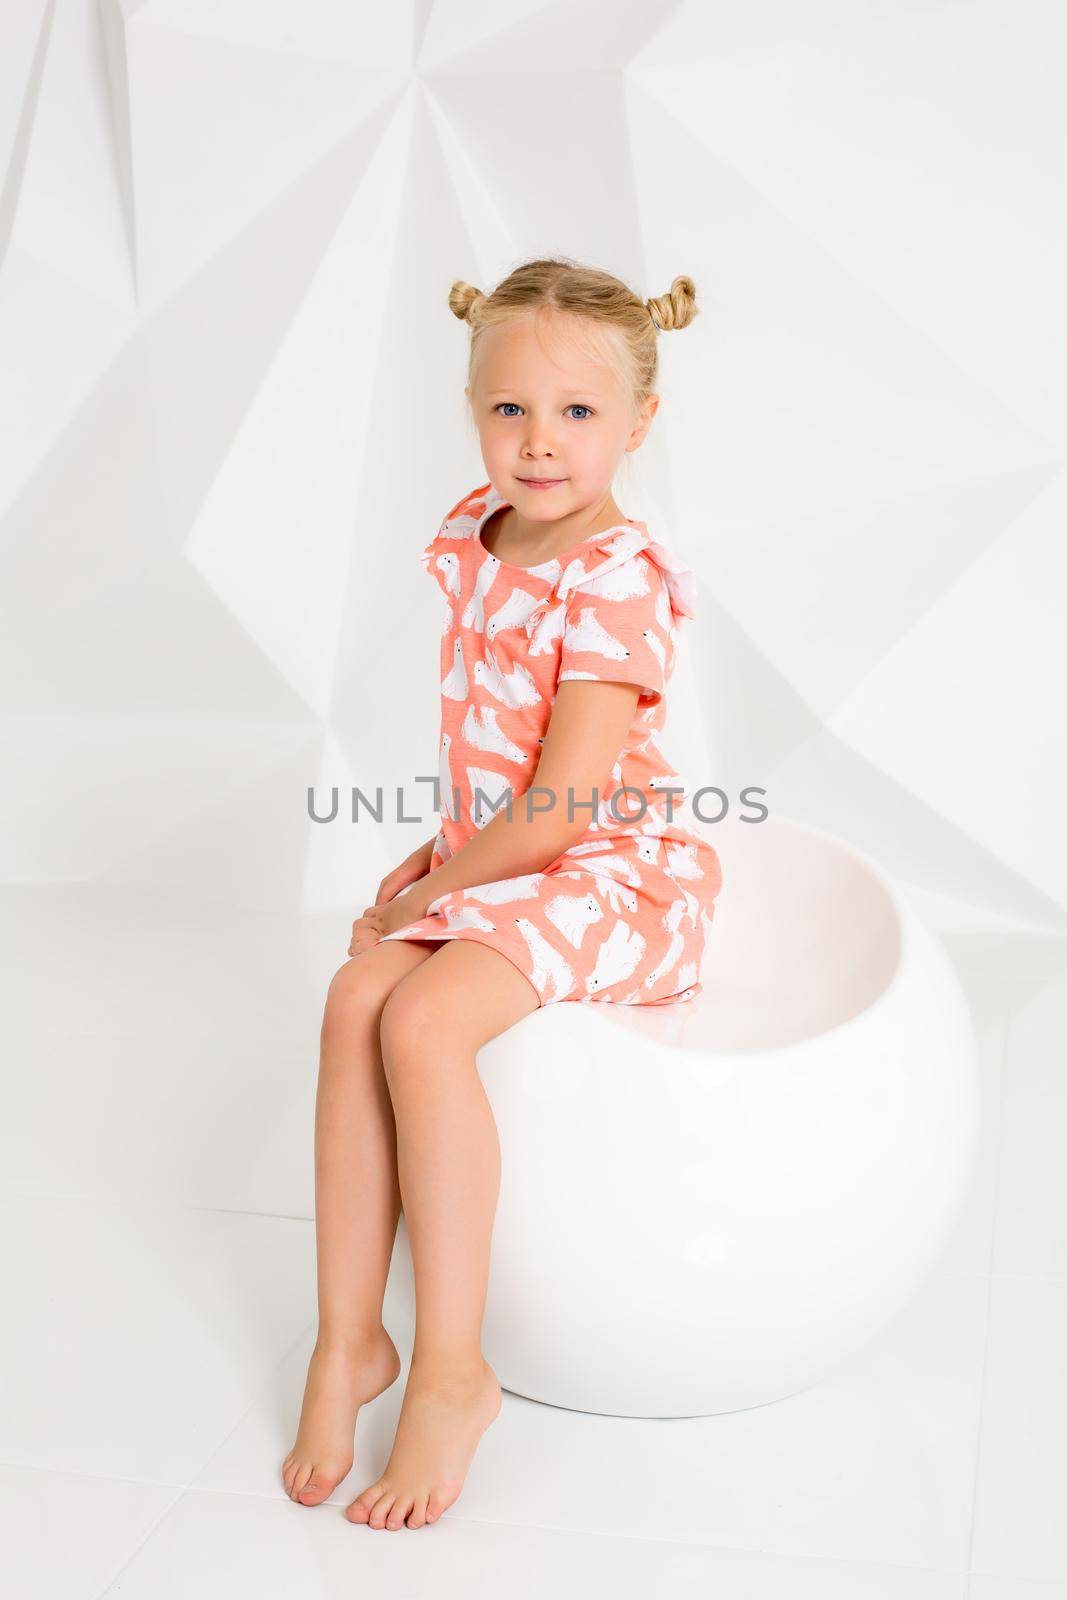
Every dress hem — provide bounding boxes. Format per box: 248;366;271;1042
377;926;546;1009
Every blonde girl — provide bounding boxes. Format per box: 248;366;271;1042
282;258;723;1531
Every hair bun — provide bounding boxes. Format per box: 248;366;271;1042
646;274;699;332
448;280;485;325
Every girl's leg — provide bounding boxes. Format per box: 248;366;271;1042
282;939;438;1506
345;938;540;1532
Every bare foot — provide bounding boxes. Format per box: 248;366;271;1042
345;1360;502;1530
282;1327;402;1506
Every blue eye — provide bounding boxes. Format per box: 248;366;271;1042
493;402;594;419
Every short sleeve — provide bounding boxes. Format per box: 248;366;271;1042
420;532;459;602
558;552;675;704
421;486;489;599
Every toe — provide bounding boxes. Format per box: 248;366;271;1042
406;1495;428;1529
297;1474;331;1505
345;1481;384;1524
386;1497;412;1530
368;1491;395;1529
426;1486;454;1523
290;1463;314;1501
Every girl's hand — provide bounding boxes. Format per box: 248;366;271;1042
374;840;435;908
349;839;438;955
348;883;433;956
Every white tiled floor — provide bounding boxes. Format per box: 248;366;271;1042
3;884;1066;1599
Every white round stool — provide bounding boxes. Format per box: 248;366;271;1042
385;812;981;1417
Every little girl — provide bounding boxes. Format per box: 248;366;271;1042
282;258;723;1531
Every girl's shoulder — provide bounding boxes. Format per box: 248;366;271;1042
420;482;496;571
557;523;698;627
442;481;495;528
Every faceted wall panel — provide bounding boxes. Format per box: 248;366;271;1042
1;0;1063;928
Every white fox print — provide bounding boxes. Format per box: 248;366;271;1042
433;902;497;933
564;846;642;888
571;555;652;604
663;896;687;934
460;873;545;904
486;586;544;641
664;839;705;881
433;551;462;597
472;645;542;710
461;705;527;764
557;531;651;600
677;886;701;929
590;875;639;915
439;509;480;540
562;606;631;663
515;917;576;1002
640;809;677;843
461;554;500;632
441;637;468;700
559;857;643;921
675;961;699;991
648;774;689;800
526;601;567;655
564;838;637;868
603;775;649;831
466;766;515;829
643;627;667;673
551;865;638;915
586;919;646;994
634;834;663;866
556;552;602;593
439;731;458;821
643;898;687;990
545;890;603;949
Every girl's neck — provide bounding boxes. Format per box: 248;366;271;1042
488;489;627;565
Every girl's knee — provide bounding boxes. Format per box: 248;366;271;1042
378;980;447;1067
322;957;392;1036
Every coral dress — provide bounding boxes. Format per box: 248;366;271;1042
376;480;723;1007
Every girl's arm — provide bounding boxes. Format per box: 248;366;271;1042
373;833;438;905
397;680;641;916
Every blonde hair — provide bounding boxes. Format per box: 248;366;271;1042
448;257;698;412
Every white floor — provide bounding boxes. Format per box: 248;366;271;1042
3;883;1067;1599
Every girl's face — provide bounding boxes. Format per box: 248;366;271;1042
466;313;658;522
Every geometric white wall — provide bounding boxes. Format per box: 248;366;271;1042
2;0;1064;929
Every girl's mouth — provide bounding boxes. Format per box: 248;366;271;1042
517;477;566;490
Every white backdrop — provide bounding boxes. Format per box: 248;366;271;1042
5;8;1067;1590
2;0;1065;928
